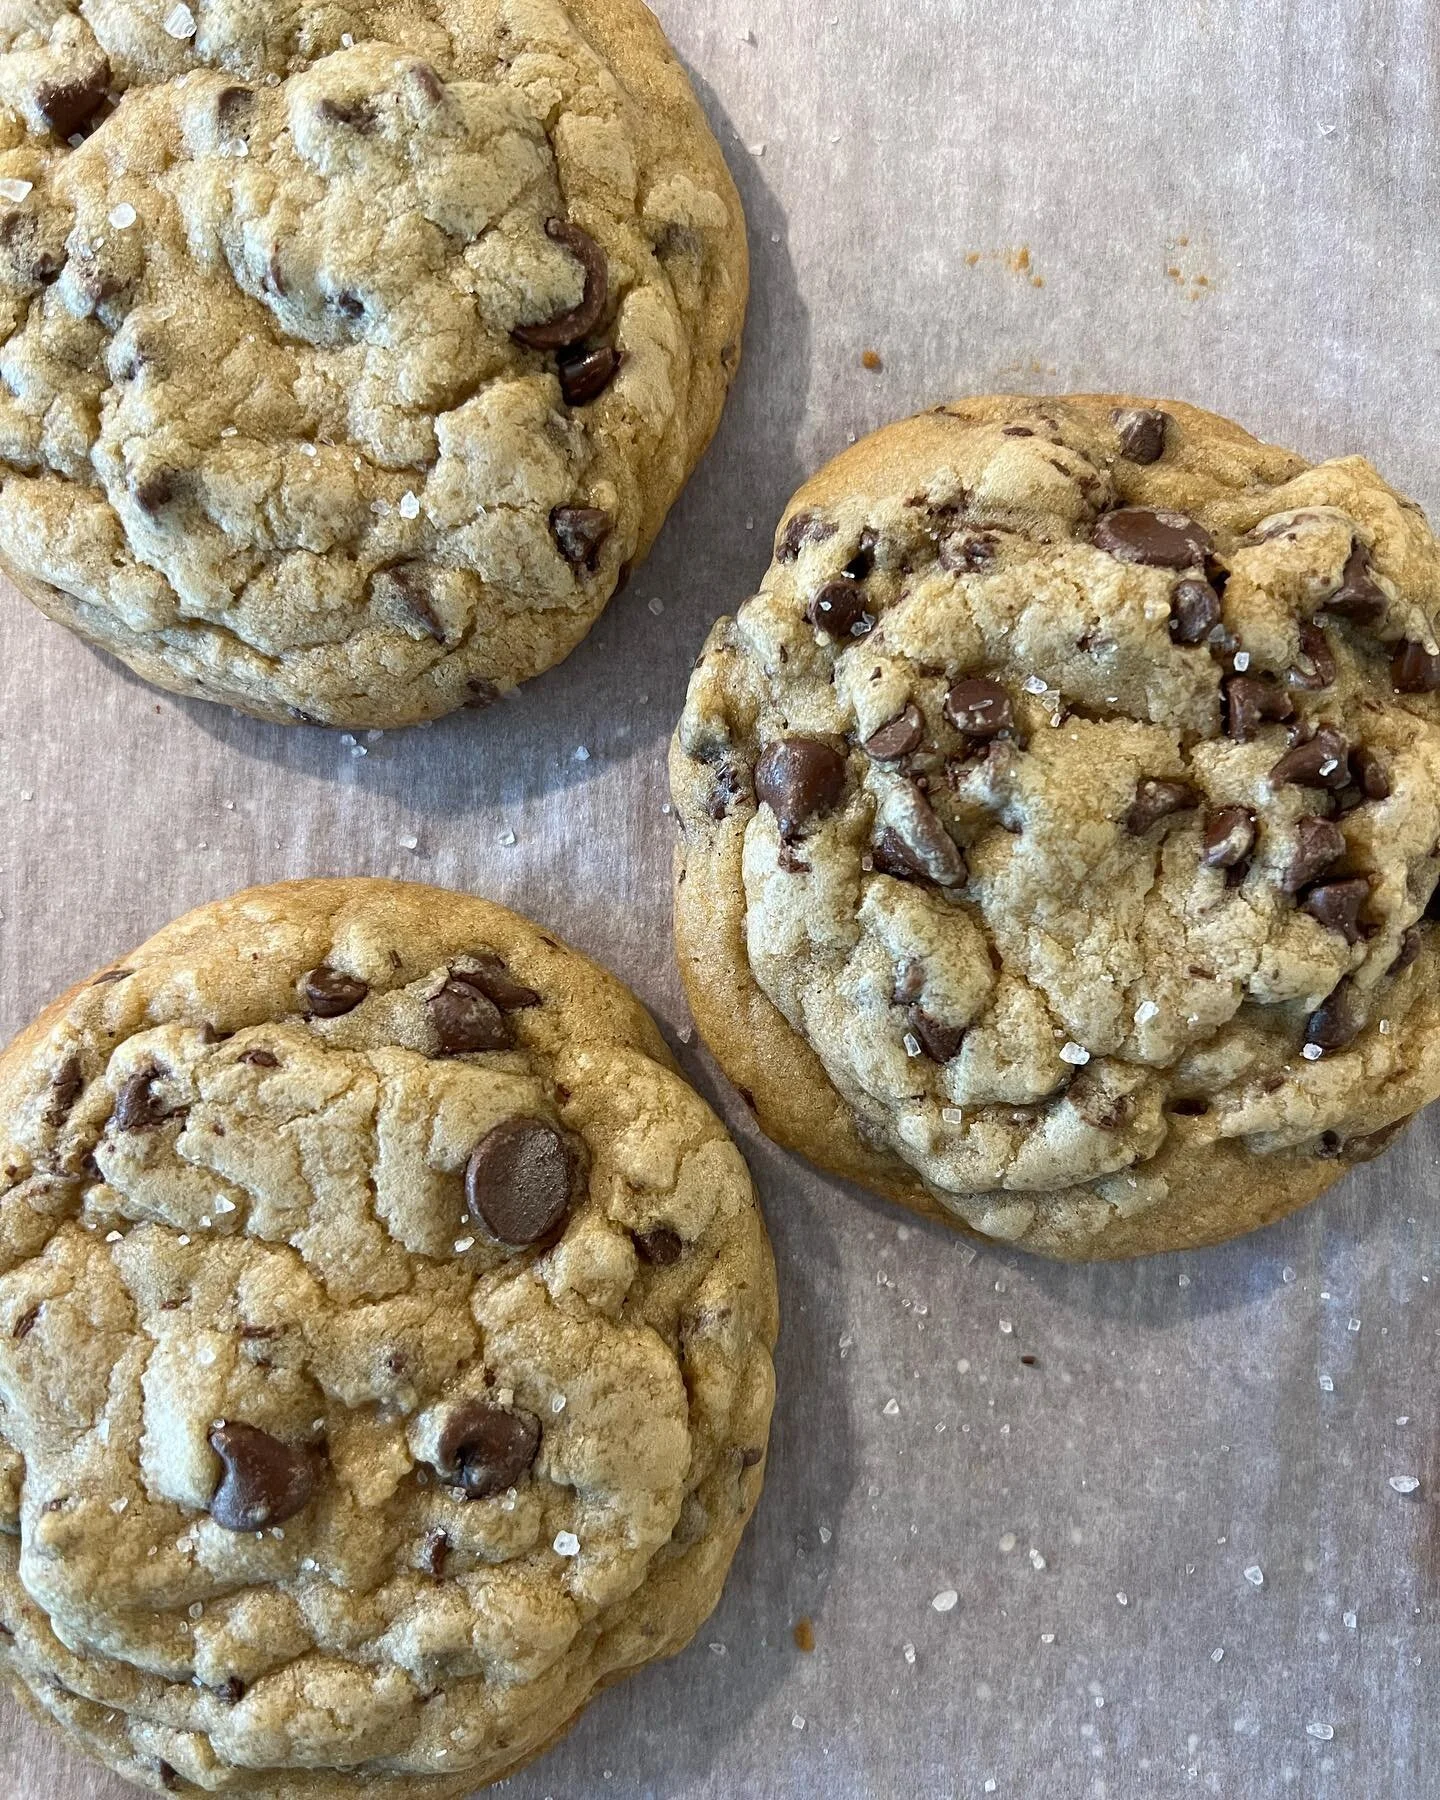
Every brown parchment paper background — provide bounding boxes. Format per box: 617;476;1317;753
2;0;1439;1794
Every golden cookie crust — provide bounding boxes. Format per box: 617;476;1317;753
0;879;777;1793
671;394;1440;1259
0;0;747;726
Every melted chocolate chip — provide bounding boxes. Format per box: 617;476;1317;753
130;470;176;514
512;219;608;350
863;703;924;761
1269;725;1350;789
451;955;541;1012
465;678;502;710
844;529;879;581
634;1226;684;1266
944;677;1013;739
214;86;254;132
303;966;368;1018
216;1676;246;1704
207;1422;316;1532
777;510;837;561
1225;675;1294;741
1304;979;1363;1053
13;1304;40;1340
466;1117;583;1246
1393;640;1440;693
428;980;510;1054
421;1528;449;1576
239;1047;278;1068
34;59;111;136
435;1400;541;1499
551;505;612;571
1390;926;1423;975
807;577;874;640
871;827;927;879
114;1066;169;1131
1289;620;1336;691
754;738;847;840
1092;507;1212;569
45;1054;84;1127
1349;745;1391;802
938;532;998;573
1168;578;1221;646
406;61;444;104
1112;407;1170;464
1281;816;1347;894
316;95;376;129
1201;808;1256;871
1126;779;1198;835
557;344;622;406
1324;544;1387;624
907;1007;964;1064
1303;878;1369;944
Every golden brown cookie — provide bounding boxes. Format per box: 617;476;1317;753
0;0;747;726
671;394;1440;1258
0;879;777;1794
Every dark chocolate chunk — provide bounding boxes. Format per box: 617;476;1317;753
1126;778;1198;835
45;1054;84;1127
216;1676;246;1704
871;827;927;880
1304;979;1363;1053
907;1007;964;1064
938;532;998;573
558;345;622;407
863;703;924;761
114;1066;168;1131
706;762;749;820
844;528;879;581
550;505;612;571
207;1421;316;1532
777;510;837;561
1390;926;1423;975
1269;725;1350;789
130;470;176;514
215;86;254;133
634;1226;684;1266
1281;816;1347;894
421;1528;449;1576
1324;544;1387;624
33;58;111;136
512;219;608;350
1289;620;1336;691
1303;878;1369;944
944;677;1013;739
451;955;541;1012
807;577;874;641
316;95;376;129
303;966;368;1018
1348;745;1391;802
1201;808;1256;871
428;979;510;1054
1092;507;1212;569
754;738;847;840
1393;640;1440;693
1168;578;1221;646
13;1304;40;1340
1225;675;1294;741
435;1399;541;1499
466;1116;583;1246
238;1047;278;1068
1112;407;1170;464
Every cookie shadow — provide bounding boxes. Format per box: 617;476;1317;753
94;103;813;826
492;1128;857;1800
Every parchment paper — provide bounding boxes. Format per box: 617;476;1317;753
3;1;1438;1794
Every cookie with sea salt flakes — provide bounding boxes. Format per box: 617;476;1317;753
0;0;746;727
0;880;776;1795
670;394;1440;1258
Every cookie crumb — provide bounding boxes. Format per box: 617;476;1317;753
861;349;883;372
792;1618;815;1652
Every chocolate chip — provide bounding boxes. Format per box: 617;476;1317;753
1269;725;1350;789
216;1676;246;1704
333;290;365;321
1168;579;1221;646
706;762;749;820
158;1761;180;1792
303;966;368;1017
1201;808;1256;871
1393;640;1440;693
777;511;837;561
907;1007;964;1063
863;703;924;761
1126;778;1198;835
1281;816;1347;894
944;677;1013;739
550;505;612;571
558;344;622;406
316;96;376;129
466;1116;582;1246
634;1226;684;1265
1093;507;1212;569
938;532;998;573
406;60;445;104
379;564;445;641
1390;926;1423;975
451;955;541;1012
871;827;927;880
1001;424;1035;437
428;980;510;1054
130;470;176;514
1304;979;1363;1053
1112;407;1170;464
239;1047;278;1067
466;678;501;709
806;577;874;641
215;86;254;132
421;1528;449;1576
13;1304;40;1340
1288;621;1336;691
754;738;847;840
1323;544;1387;624
884;784;967;887
435;1400;541;1499
114;1067;169;1131
33;58;111;136
1224;675;1294;741
844;529;879;581
45;1054;83;1127
207;1421;316;1532
90;968;132;986
1303;878;1369;944
1348;745;1390;802
512;219;608;350
892;961;926;1006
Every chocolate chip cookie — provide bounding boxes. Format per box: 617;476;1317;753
0;0;746;726
671;395;1440;1258
0;880;776;1794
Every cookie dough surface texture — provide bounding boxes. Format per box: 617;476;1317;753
0;0;746;726
0;880;776;1795
671;394;1440;1258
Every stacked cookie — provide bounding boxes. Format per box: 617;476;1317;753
1;1;1439;1796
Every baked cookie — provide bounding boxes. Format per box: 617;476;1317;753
0;0;746;727
671;395;1440;1258
0;880;776;1795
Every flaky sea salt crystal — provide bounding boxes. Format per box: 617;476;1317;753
903;1642;916;1663
551;1394;567;1414
1244;1565;1264;1587
941;1106;964;1124
648;597;665;615
399;490;420;519
1134;999;1160;1025
931;1589;958;1613
0;178;33;203
1305;1722;1334;1741
1211;1647;1224;1663
882;1397;900;1417
1301;1043;1324;1060
1059;1041;1090;1065
108;202;137;229
1318;1373;1334;1392
903;1032;922;1058
453;1237;474;1253
164;2;197;37
1388;1475;1420;1494
1023;675;1049;695
1115;1591;1128;1606
553;1530;580;1557
1232;650;1251;672
1343;1611;1356;1629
